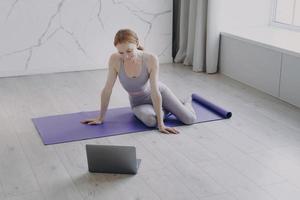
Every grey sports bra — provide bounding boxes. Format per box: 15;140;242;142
118;53;150;96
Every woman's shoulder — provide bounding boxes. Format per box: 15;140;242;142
143;51;158;64
108;53;121;72
109;53;122;64
143;51;158;59
109;53;122;62
143;52;159;74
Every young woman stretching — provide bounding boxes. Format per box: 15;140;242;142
81;29;196;134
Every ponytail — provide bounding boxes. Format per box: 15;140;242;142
137;44;144;51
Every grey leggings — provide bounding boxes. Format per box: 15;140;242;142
129;83;197;127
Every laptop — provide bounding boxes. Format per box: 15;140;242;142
86;144;141;174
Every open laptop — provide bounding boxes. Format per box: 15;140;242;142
86;144;141;174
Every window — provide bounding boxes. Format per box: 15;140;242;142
271;0;300;31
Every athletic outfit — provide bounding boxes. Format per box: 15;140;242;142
118;53;196;127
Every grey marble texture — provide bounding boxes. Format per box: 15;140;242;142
0;0;172;77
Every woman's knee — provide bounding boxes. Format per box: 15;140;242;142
181;113;197;125
144;115;157;127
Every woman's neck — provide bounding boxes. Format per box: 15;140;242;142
124;51;143;64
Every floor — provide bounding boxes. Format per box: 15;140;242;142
0;63;300;200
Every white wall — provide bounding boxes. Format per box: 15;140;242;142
0;0;172;77
217;0;273;31
206;0;273;73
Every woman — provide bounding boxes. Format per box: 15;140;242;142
81;29;196;134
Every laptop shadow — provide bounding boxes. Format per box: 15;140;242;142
74;171;136;186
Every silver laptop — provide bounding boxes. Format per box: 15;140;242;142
86;144;141;174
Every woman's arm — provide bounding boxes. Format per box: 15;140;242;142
98;55;118;120
148;54;163;128
148;54;179;134
81;54;118;125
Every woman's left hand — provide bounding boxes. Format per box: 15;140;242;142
158;125;180;134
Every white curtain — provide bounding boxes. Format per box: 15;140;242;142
174;0;219;73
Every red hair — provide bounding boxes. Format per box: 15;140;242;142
114;29;144;50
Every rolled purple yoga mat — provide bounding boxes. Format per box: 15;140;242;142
192;93;232;119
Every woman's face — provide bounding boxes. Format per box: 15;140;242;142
116;42;137;61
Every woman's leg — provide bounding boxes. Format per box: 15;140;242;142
129;83;197;127
132;104;157;127
159;84;197;125
132;104;170;127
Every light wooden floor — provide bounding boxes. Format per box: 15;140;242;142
0;63;300;200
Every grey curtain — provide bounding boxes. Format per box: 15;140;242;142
173;0;219;73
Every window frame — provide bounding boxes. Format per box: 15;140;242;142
270;0;300;32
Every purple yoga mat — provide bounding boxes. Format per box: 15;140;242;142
32;93;232;145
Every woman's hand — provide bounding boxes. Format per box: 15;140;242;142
80;117;103;125
158;125;180;134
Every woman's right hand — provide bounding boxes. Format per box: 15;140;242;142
158;125;180;134
80;118;103;125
